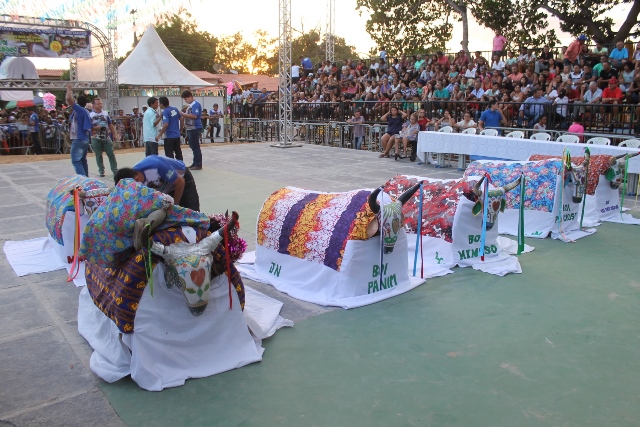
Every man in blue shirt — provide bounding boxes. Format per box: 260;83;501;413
179;90;203;170
65;83;93;176
157;96;182;160
609;41;629;69
517;88;550;127
28;107;43;154
114;155;200;211
478;99;507;130
300;56;313;75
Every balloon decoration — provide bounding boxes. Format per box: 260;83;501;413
43;93;57;111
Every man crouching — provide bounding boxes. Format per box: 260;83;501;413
114;155;200;211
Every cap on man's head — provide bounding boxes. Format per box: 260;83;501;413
578;34;587;41
133;106;139;110
609;77;618;84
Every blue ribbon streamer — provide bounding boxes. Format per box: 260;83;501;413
479;176;489;261
413;182;424;277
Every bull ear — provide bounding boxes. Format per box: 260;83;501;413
605;167;616;181
472;201;482;216
366;217;379;238
500;198;506;212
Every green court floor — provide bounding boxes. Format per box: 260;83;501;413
100;219;640;427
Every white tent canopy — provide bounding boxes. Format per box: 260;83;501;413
118;26;214;87
0;57;37;101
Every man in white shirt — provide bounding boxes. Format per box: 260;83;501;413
89;97;118;177
491;55;505;72
143;97;162;156
291;63;301;84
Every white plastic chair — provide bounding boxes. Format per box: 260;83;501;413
461;128;477;135
479;128;498;136
530;132;551;141
505;130;525;138
556;134;580;144
619;139;640;148
438;126;454;133
586;137;611;145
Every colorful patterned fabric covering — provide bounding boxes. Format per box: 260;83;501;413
80;178;210;269
86;227;245;334
464;159;563;213
529;154;612;196
257;187;375;272
45;175;107;245
384;175;478;243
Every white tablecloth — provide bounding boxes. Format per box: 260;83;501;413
417;131;640;173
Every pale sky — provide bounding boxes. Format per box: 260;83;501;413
26;0;631;70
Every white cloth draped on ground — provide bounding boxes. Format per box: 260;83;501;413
255;232;426;308
587;176;640;225
3;236;87;287
464;160;597;242
78;262;292;391
417;131;640;173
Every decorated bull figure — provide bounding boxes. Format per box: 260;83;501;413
383;175;524;276
45;175;112;264
254;184;424;308
529;151;640;225
78;178;262;391
471;175;522;230
464;159;596;241
138;207;240;316
607;152;640;189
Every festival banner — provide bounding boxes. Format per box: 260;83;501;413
0;25;91;58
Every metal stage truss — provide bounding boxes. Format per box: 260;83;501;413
0;15;118;112
273;0;300;148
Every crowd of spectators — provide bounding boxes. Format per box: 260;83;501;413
232;38;640;136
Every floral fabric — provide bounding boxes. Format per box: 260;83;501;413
384;175;478;243
464;160;563;212
257;187;374;271
529;154;612;196
79;178;210;268
45;175;107;245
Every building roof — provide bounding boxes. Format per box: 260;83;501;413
37;69;66;78
205;73;279;92
191;70;217;80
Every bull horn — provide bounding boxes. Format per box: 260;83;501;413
133;208;168;251
397;182;422;206
582;149;590;166
222;211;239;241
628;152;640;159
611;153;627;165
368;187;382;214
473;176;485;196
502;176;522;193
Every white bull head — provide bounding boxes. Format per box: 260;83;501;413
607;152;640;189
368;182;421;254
471;176;522;230
137;208;238;316
568;150;590;203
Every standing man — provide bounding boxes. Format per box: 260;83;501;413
28;107;43;154
208;103;223;142
143;96;161;156
492;30;508;59
179;90;203;170
157;96;182;160
65;83;92;176
564;35;587;66
89;97;118;177
300;55;313;76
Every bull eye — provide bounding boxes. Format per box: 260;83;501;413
491;200;501;212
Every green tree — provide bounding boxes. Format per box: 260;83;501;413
215;33;258;74
531;0;640;44
154;11;216;72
